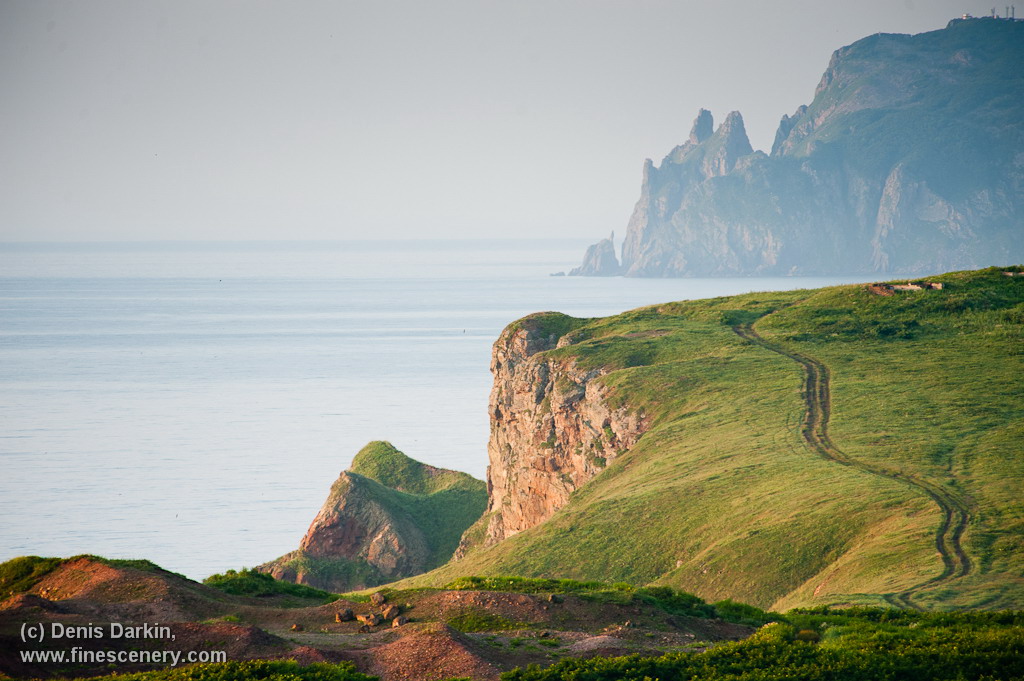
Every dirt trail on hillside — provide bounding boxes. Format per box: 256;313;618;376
732;322;971;609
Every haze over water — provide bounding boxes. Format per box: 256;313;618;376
0;240;880;579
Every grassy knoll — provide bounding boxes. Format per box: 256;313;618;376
261;441;488;591
337;442;489;573
349;440;482;498
394;267;1023;610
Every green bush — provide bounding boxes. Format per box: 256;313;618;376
634;586;716;618
203;569;336;602
713;598;777;626
447;609;523;633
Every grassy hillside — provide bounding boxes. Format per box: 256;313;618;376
395;267;1024;611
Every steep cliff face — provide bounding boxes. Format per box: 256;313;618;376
572;18;1024;277
456;313;649;557
259;442;486;592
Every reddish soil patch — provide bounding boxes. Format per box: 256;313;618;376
355;623;501;681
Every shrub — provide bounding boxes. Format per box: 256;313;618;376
203;569;336;602
447;609;522;633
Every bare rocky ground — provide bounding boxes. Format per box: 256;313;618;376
0;558;752;681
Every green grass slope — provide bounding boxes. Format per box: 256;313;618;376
396;267;1024;611
350;440;481;497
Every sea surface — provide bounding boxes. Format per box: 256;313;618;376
0;240;878;580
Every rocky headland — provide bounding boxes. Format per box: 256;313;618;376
567;233;620;276
572;17;1024;277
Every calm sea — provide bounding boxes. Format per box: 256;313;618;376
0;240;877;580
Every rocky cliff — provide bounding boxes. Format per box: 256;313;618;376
455;313;649;557
259;441;486;592
573;18;1024;277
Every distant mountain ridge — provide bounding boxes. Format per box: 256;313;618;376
571;18;1024;277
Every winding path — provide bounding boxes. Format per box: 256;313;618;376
732;321;971;609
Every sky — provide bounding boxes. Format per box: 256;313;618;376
0;0;1002;242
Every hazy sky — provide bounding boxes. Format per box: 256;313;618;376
0;0;997;242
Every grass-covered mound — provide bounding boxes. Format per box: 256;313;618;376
398;267;1023;611
1;555;189;600
347;442;489;568
503;608;1024;681
259;441;487;592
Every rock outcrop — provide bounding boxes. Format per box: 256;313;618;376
569;232;620;276
259;442;486;592
573;18;1024;277
455;313;648;557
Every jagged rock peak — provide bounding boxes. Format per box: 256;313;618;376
702;110;753;177
689;108;714;144
717;111;752;151
772;105;807;156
